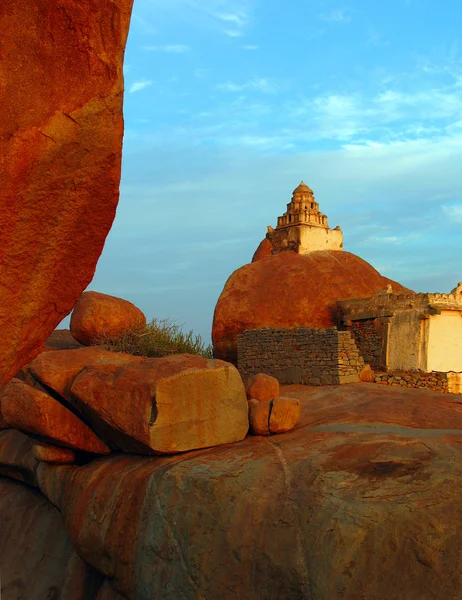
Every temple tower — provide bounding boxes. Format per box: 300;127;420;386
268;182;343;254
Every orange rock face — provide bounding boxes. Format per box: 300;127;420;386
245;373;280;402
70;292;147;346
251;238;273;262
0;0;134;385
0;379;110;454
213;250;410;363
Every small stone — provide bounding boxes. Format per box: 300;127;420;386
245;373;280;402
269;397;301;434
359;365;375;383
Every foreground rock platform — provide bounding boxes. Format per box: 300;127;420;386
0;0;134;385
2;383;462;599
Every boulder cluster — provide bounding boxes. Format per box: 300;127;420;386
245;373;301;435
0;292;301;470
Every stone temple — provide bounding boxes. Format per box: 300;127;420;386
267;182;343;254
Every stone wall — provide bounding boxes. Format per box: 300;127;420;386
347;318;383;369
374;370;462;394
237;327;364;384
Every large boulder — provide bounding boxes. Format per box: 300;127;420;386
23;383;462;600
0;379;110;454
70;291;147;346
213;250;410;363
68;354;249;454
0;0;134;385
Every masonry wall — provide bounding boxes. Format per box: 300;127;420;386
237;327;364;384
374;370;462;394
347;318;383;369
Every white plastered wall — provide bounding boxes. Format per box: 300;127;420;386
299;226;343;253
426;311;462;372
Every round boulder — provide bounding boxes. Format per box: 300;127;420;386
245;373;280;402
70;291;146;346
212;250;410;363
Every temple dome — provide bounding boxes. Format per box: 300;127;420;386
292;181;313;195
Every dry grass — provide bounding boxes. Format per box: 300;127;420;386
97;318;213;359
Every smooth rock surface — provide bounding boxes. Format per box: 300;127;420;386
71;291;147;345
3;384;462;599
245;373;280;402
212;250;409;363
0;0;134;385
0;379;110;454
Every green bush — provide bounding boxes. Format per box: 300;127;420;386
98;318;213;359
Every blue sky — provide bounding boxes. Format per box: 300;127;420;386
82;0;462;342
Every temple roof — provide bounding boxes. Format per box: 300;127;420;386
292;181;313;195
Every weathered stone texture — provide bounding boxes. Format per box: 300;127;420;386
238;327;364;384
0;0;134;385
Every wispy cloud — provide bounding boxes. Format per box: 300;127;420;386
217;78;279;93
319;8;353;23
241;44;259;50
129;80;153;93
442;203;462;223
143;44;191;53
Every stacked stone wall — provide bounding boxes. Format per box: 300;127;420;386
347;319;382;369
237;327;364;385
374;370;456;393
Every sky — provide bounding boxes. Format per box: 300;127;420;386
81;0;462;343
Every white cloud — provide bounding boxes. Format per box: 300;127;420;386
241;44;259;50
217;78;279;93
442;204;462;223
319;8;353;23
222;29;244;37
215;12;248;27
128;80;153;93
143;44;191;53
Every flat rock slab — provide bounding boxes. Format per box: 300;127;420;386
0;0;134;384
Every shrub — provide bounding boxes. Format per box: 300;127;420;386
98;318;213;359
